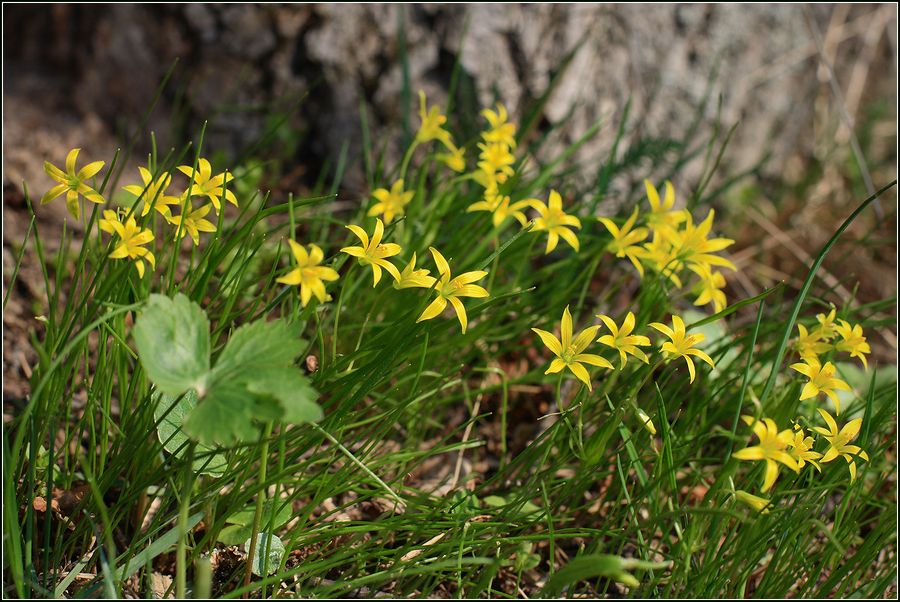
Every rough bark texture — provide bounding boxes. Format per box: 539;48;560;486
4;4;896;193
2;5;897;401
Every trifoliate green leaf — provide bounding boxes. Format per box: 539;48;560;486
183;383;259;446
212;318;304;381
244;367;323;424
133;294;210;396
134;295;322;446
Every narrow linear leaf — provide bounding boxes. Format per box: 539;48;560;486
115;512;204;581
541;554;670;597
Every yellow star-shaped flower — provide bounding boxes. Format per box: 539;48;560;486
599;207;649;275
531;190;581;254
649;315;715;383
177;158;237;214
416;247;488;334
644;179;687;233
476;142;515;181
481;103;517;148
596;311;651;369
793;323;832;364
789;359;852;414
415;90;452;146
813;408;869;482
532;306;613;391
786;427;822;471
122;166;181;218
276;240;339;307
668;209;737;272
688;263;728;313
98;210;155;278
340;218;402;287
368;179;414;224
733;415;799;492
833;320;870;370
41;148;106;220
168;200;217;247
467;186;537;229
436;142;466;173
393;252;437;290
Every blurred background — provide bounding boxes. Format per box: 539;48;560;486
2;4;897;388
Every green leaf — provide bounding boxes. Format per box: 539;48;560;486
183;383;260;446
218;524;254;547
133;294;210;396
513;542;541;572
212;318;304;381
225;499;293;527
482;495;542;518
153;390;227;476
244;367;323;424
245;533;285;576
218;500;293;546
135;300;322;445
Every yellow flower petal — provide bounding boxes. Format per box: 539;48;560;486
532;328;562;357
567;362;592;391
417;296;447;322
448;296;469;333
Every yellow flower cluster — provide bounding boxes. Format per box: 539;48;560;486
533;308;714;391
282;93;494;324
282;96;592;331
734;408;869;500
731;312;872;511
332;218;488;333
467;103;533;230
787;307;871;415
794;308;871;367
41;150;235;278
598;180;736;313
463;104;583;255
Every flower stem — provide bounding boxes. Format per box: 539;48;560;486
555;373;564;412
487;234;500;291
512;235;537;289
176;442;196;600
398;140;420;183
331;262;356;368
243;421;274;596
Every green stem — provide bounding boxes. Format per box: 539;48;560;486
512;235;537;290
331;262;356;368
555;373;564;412
244;421;274;595
486;234;500;292
176;442;196;600
398;140;420;183
347;286;388;372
